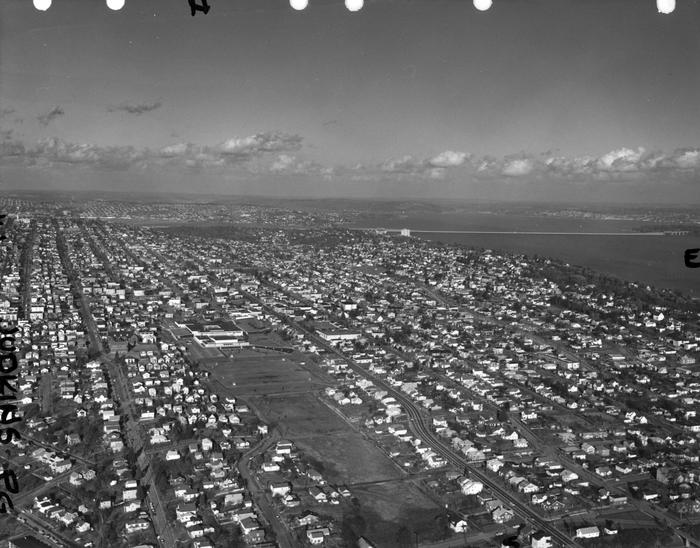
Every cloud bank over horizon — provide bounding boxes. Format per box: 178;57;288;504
1;130;698;202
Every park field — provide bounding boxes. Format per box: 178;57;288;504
204;353;326;396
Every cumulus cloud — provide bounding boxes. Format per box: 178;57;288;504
271;154;296;172
670;148;700;169
108;101;162;115
217;132;302;159
429;150;468;168
0;131;307;174
37;106;65;127
502;157;535;177
381;155;424;174
596;147;646;172
2;132;699;188
269;154;326;176
158;142;197;158
380;150;470;179
30;137;145;170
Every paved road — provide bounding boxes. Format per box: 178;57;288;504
238;430;297;548
21;434;95;467
14;508;82;548
12;464;86;508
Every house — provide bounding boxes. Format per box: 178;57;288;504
460;479;483;495
241;527;265;544
561;470;578;483
125;518;150;534
275;440;294;455
595;466;612;478
262;461;280;473
531;531;553;548
307;468;324;483
65;433;80;446
307;529;325;545
575;526;600;539
50;459;72;474
68;471;84;486
124;500;141;513
283;493;301;507
449;518;468;533
486;458;504;473
296;511;320;527
176;503;197;522
269;482;292;497
239;517;262;535
306;527;330;545
309;486;327;503
491;506;514;524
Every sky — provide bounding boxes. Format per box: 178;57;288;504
1;0;699;203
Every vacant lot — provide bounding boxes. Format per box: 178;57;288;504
249;391;446;545
351;480;446;545
297;431;404;484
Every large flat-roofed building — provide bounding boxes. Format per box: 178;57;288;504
177;320;249;348
315;321;362;343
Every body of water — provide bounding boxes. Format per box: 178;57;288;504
352;212;698;296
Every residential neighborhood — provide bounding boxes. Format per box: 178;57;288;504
0;196;698;548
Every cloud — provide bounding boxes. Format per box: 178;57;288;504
429;150;468;168
158;142;197;158
270;154;296;172
0;138;26;158
28;137;145;170
2;132;699;189
37;106;65;127
108;101;162;115
381;155;423;174
0;108;15;118
216;132;303;160
596;147;646;172
669;148;700;169
0;131;307;174
502;157;535;177
379;151;470;179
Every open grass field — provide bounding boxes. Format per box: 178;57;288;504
250;393;350;437
247;331;294;350
205;354;325;396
